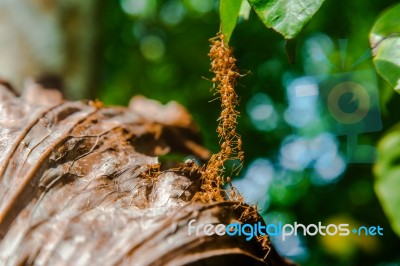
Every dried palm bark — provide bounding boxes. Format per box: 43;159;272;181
0;81;294;266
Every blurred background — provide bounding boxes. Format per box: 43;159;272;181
1;0;400;265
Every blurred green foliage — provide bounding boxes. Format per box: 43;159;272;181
371;1;400;245
374;125;400;239
370;3;400;93
97;0;400;265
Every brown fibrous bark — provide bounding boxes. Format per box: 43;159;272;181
0;79;295;266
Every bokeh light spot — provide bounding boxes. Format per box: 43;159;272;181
247;93;278;131
120;0;155;17
140;35;165;61
160;1;185;26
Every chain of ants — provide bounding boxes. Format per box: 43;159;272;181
197;32;270;255
137;32;270;255
190;33;244;203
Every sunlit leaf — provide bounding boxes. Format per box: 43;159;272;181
247;0;325;39
374;125;400;237
239;0;252;20
370;3;400;93
219;0;243;43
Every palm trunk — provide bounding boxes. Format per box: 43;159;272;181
0;82;295;266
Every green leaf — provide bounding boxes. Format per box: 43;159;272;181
247;0;325;39
374;125;400;238
239;0;252;20
219;0;243;44
370;3;400;93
